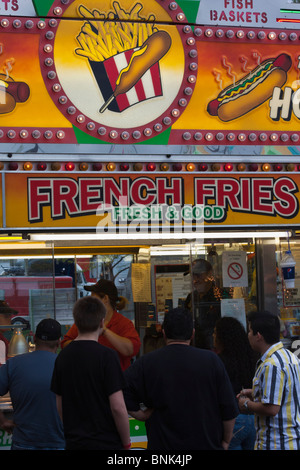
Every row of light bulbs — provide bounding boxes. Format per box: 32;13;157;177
183;132;300;143
0;18;57;29
51;1;186;20
3;129;300;144
2;13;300;45
0;162;299;172
4;129;66;140
1;18;300;42
201;27;300;42
0;3;187;27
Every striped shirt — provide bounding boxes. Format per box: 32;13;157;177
253;342;300;450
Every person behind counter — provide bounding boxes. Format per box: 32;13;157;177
124;307;238;450
0;318;65;450
185;258;221;349
213;316;257;450
61;279;141;370
51;296;131;450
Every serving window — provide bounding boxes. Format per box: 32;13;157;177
135;241;257;353
0;237;259;354
277;237;300;350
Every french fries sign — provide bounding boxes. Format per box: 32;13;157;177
4;172;300;229
0;0;300;144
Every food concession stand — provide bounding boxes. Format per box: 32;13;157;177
1;0;300;449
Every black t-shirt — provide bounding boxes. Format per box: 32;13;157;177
51;340;126;450
124;344;238;450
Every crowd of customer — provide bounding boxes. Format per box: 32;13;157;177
0;276;300;451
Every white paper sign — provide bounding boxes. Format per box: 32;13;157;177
131;263;152;302
1;0;36;16
221;298;246;330
222;251;248;287
196;0;288;29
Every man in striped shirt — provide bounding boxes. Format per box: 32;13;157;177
237;310;300;450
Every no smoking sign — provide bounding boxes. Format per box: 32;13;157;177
227;262;243;280
222;252;248;287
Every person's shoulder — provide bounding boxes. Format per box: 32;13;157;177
111;311;138;335
112;310;131;323
3;351;40;373
7;351;32;364
59;340;119;363
98;343;123;369
58;339;100;356
189;346;225;363
271;346;300;367
95;341;120;361
131;346;164;367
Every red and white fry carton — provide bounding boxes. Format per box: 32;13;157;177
89;48;162;112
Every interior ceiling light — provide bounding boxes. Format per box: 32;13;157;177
29;231;292;242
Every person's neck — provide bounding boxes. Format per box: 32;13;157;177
75;330;101;342
104;306;114;325
35;345;58;353
165;339;190;346
259;341;278;356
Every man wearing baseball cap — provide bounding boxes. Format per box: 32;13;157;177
0;318;65;450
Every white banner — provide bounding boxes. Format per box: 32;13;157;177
0;0;36;16
196;0;300;28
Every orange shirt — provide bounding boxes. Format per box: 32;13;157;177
61;311;141;371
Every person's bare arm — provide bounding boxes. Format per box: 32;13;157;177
128;408;153;421
56;394;63;422
222;418;236;450
109;390;131;449
238;395;280;417
0;410;14;434
103;328;134;356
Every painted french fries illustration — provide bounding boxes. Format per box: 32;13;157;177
75;2;158;61
75;2;171;113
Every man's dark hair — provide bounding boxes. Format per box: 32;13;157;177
163;307;194;341
247;310;280;345
73;296;106;333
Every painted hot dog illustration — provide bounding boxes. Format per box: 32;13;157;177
100;30;171;113
0;78;30;114
207;53;292;122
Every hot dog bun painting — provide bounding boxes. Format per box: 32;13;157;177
75;2;172;114
207;53;292;122
0;56;30;115
0;76;30;114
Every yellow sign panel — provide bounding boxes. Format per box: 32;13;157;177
0;0;297;145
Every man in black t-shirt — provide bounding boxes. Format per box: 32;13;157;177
124;308;238;450
51;296;131;450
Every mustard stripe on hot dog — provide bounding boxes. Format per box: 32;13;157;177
218;60;273;103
